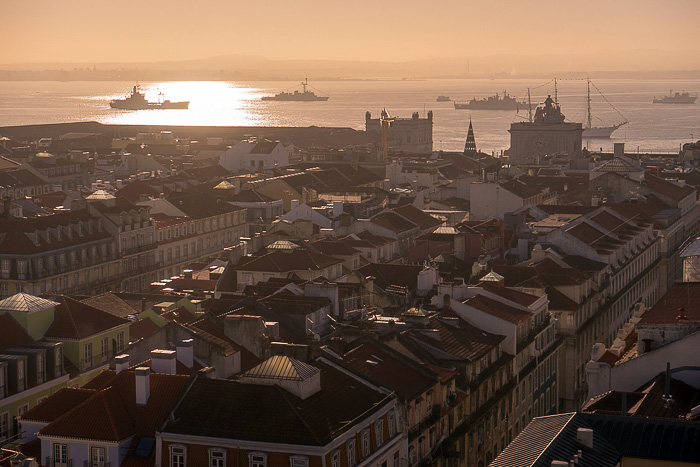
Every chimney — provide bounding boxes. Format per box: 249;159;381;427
135;367;150;405
613;142;625;157
183;269;193;279
151;349;176;374
115;354;129;373
176;339;194;368
199;366;217;379
141;297;147;313
576;427;593;449
443;294;451;310
290;199;300;210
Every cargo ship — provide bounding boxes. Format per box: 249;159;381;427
110;85;189;110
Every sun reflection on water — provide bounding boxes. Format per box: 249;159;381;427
100;81;276;127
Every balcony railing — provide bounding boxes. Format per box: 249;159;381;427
120;243;157;257
46;458;73;467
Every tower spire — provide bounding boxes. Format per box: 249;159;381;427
463;117;477;157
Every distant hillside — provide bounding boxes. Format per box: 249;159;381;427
2;50;700;80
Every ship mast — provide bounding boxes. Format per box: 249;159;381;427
586;79;592;130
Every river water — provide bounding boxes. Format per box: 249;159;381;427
0;78;698;154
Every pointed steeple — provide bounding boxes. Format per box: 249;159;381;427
463;118;477;157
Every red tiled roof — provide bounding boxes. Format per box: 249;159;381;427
405;314;504;362
356;263;422;291
45;295;130;340
393;204;442;231
644;173;696;201
20;387;96;423
39;385;135;441
343;340;438;400
38;371;189;441
188;316;243;356
0;314;32;353
464;294;532;324
114;179;159;203
160;359;390;445
82;293;139;319
639;283;700;325
129;317;161;341
0;209;112;255
370;211;418;233
160;306;199;324
235;248;342;273
480;283;540;307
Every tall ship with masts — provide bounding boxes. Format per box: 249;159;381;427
262;78;329;101
582;79;628;138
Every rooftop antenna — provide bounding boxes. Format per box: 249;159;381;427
527;88;533;123
554;78;558;104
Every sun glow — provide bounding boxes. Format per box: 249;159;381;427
101;81;276;127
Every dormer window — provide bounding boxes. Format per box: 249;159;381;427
375;419;384;446
290;455;309;467
170;445;186;467
347;439;356;466
209;448;226;467
249;452;266;467
361;430;370;457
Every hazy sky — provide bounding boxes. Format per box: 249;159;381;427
3;0;699;65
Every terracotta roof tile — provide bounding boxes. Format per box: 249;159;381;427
20;387;96;423
0;314;34;352
343;340;438;400
463;294;532;324
160;359;390;445
45;295;130;340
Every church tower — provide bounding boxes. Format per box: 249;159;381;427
463;118;477;157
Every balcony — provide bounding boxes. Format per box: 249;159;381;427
45;458;73;467
408;405;441;442
120;243;157;257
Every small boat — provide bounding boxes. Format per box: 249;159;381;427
454;91;527;110
262;78;329;101
653;90;697;104
436;95;451;102
110;85;189;110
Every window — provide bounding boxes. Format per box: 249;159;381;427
17;359;26;391
116;332;125;352
101;337;108;363
210;449;226;467
347;439;356;466
331;451;340;467
50;443;69;467
393;450;399;467
250;452;267;467
362;429;370;457
170;445;186;467
388;410;396;437
91;446;106;467
84;342;93;369
0;412;8;441
375;419;384;446
29;353;42;387
290;456;308;467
